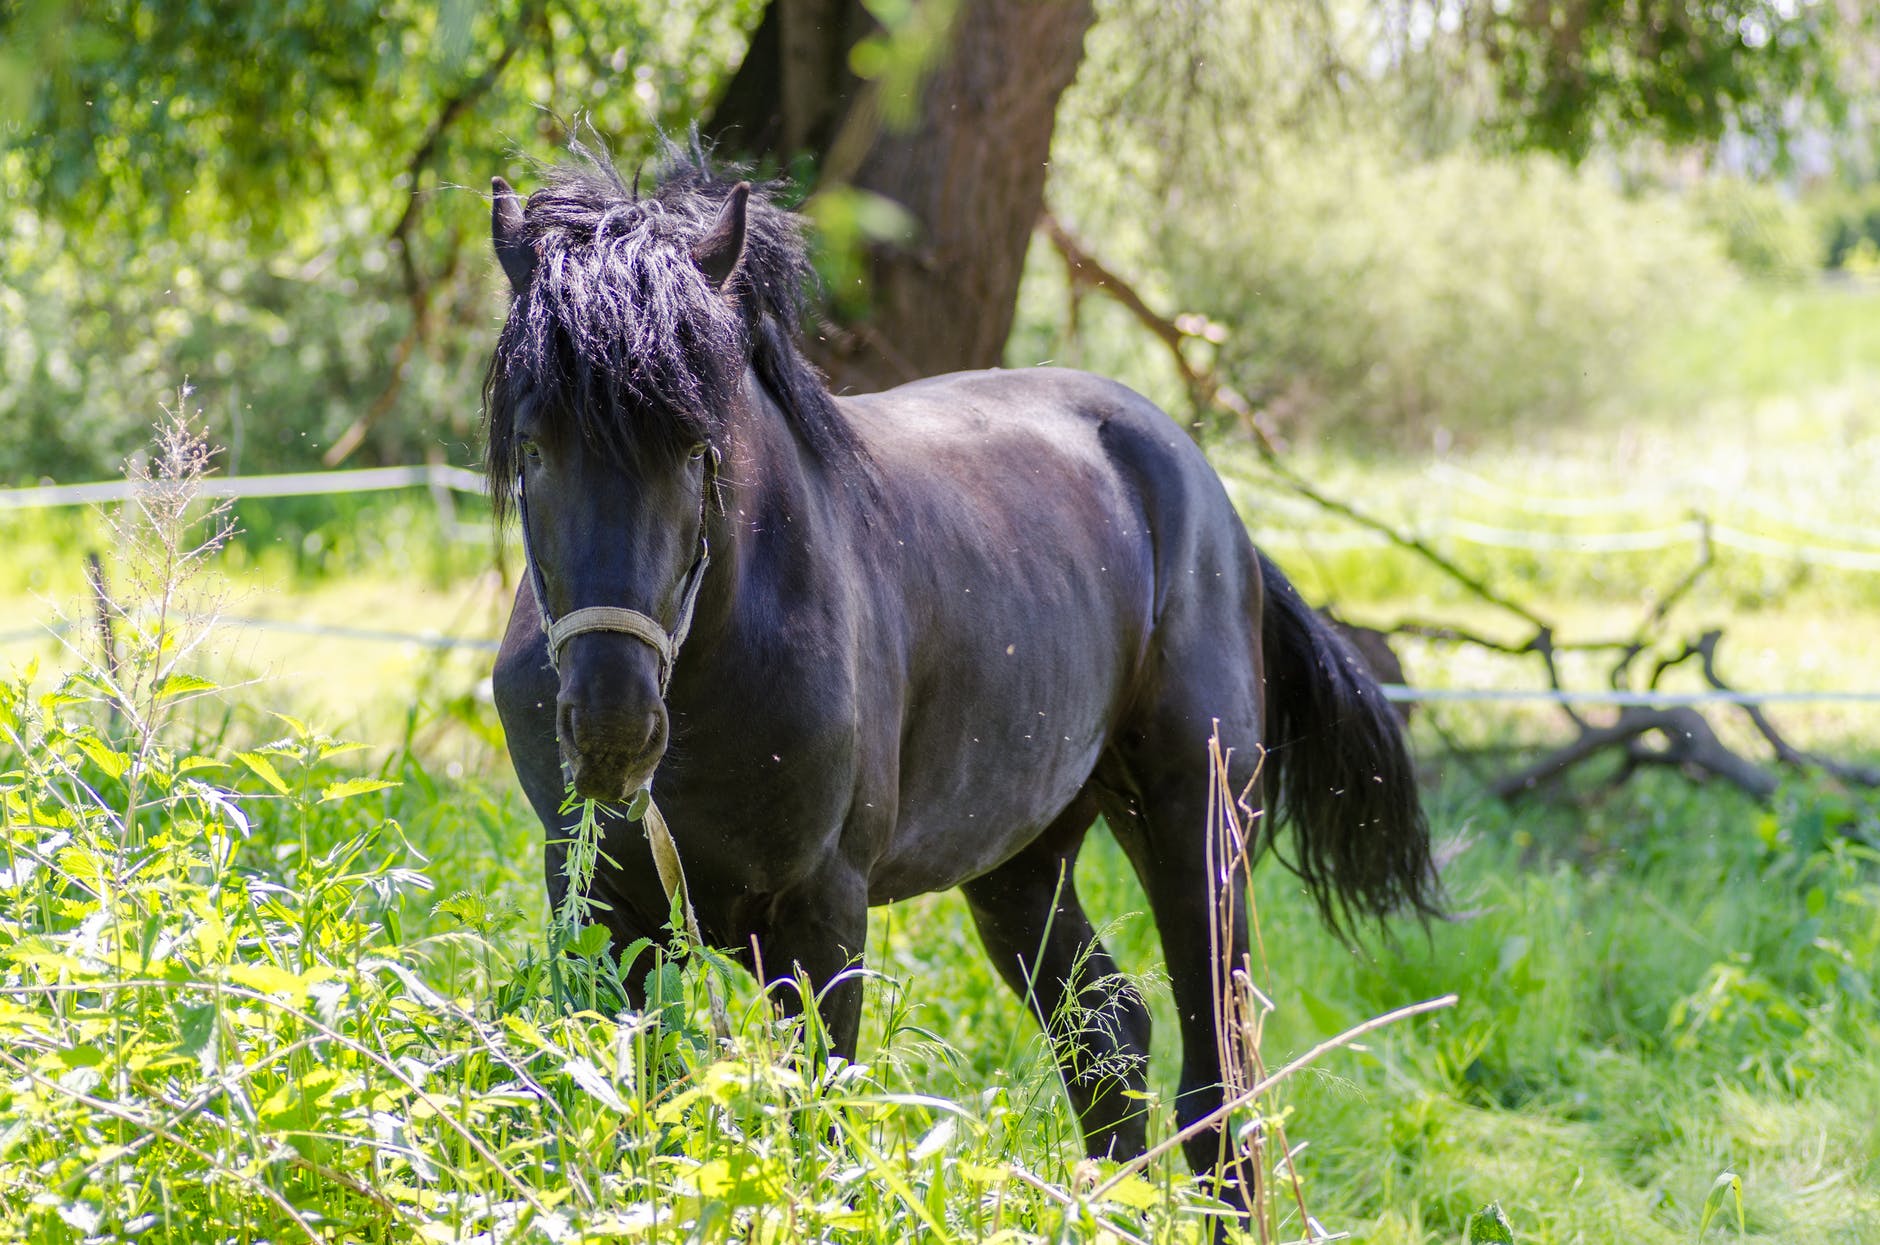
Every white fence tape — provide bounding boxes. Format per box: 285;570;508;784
1428;461;1880;550
1443;518;1704;554
1380;686;1880;707
1426;462;1671;517
11;618;1880;707
220;616;501;653
0;616;500;652
5;615;1876;705
8;465;1880;704
0;464;487;511
1247;514;1880;569
11;463;1880;570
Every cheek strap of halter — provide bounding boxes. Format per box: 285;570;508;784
517;451;717;691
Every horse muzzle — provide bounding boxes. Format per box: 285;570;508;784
556;697;668;801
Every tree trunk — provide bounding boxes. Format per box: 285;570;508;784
706;0;1096;393
707;0;874;158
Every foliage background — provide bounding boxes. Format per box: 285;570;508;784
4;0;1880;1242
3;0;1878;482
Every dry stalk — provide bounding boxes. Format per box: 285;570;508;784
1090;992;1458;1204
88;391;236;748
1202;726;1321;1242
1161;728;1458;1241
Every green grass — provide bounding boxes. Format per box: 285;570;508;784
7;625;1875;1242
1635;279;1880;415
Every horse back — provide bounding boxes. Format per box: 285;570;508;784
832;368;1257;897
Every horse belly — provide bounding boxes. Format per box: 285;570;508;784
844;376;1168;902
865;597;1141;903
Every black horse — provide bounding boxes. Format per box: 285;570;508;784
485;150;1438;1194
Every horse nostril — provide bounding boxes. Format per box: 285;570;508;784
631;707;665;758
557;699;665;762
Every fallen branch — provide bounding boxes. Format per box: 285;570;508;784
1490;705;1780;800
1690;630;1880;787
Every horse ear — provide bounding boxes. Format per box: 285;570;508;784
491;176;535;294
692;182;750;289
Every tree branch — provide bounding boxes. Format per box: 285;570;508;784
1692;630;1880;788
387;0;547;271
1040;210;1274;449
1040;210;1548;630
1490;706;1780;801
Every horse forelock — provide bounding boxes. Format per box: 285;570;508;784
483;145;847;519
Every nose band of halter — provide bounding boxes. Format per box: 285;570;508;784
539;544;710;690
546;607;675;675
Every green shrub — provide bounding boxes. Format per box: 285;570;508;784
1163;139;1729;446
1685;178;1821;279
0;205;495;487
1813;181;1880;272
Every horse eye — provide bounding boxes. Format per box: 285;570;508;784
688;442;709;461
519;438;542;462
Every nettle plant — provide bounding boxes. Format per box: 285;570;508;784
0;410;1242;1243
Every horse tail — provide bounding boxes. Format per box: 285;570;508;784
1256;550;1441;935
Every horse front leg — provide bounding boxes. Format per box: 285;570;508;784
745;867;871;1062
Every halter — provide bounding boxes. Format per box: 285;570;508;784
517;448;719;691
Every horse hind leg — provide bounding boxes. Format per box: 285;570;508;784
961;793;1154;1160
1095;689;1263;1206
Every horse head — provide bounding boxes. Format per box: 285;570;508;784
485;165;749;801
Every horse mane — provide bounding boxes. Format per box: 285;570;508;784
483;141;856;519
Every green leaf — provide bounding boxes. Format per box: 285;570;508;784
1465;1203;1515;1245
155;672;217;699
501;1015;554;1053
692;1153;787;1205
644;960;685;1012
910;1117;956;1163
318;777;397;803
1698;1171;1745;1240
175;1002;219;1073
225;962;335;1002
1102;1174;1161;1210
0;1001;56;1038
72;735;128;780
434;889;521;932
562;1057;628;1113
270;712;310;738
570;923;612;960
434;891;487;926
235;751;289;795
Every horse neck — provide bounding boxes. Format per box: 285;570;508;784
696;366;845;637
